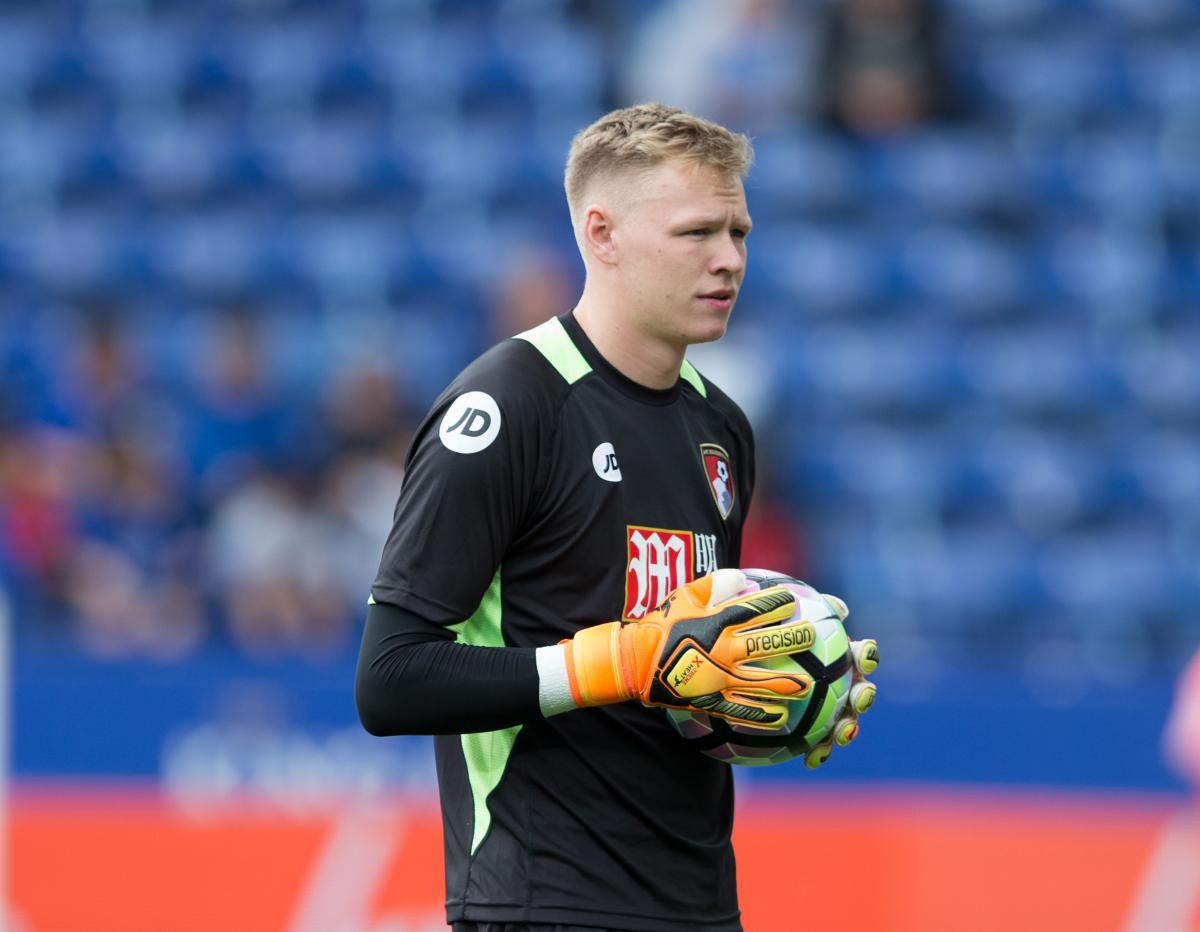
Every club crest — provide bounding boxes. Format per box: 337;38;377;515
700;443;734;520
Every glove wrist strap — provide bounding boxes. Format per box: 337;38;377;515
565;622;632;707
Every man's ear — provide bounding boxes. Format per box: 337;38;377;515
581;205;619;266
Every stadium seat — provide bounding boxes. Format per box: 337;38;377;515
748;130;867;218
754;222;890;313
4;0;1199;683
973;31;1124;126
868;129;1028;220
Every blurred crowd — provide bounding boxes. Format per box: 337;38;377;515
1;303;411;658
1;0;1197;678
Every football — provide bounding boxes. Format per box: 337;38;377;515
664;569;855;766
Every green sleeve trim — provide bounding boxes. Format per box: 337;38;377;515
450;569;522;855
679;359;707;398
514;317;592;384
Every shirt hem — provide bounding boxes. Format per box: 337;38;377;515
446;902;742;932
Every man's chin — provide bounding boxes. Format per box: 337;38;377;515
688;326;727;346
687;311;732;345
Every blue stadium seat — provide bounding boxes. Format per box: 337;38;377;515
503;20;606;120
5;0;1200;680
1037;217;1170;308
867;129;1028;220
239;20;342;107
754;223;890;313
855;521;1039;628
786;323;959;415
1060;127;1169;210
957;424;1123;530
0;8;63;99
953;323;1116;414
1098;0;1200;33
311;53;393;122
1113;324;1200;418
974;31;1125;126
1120;428;1200;514
1039;525;1176;619
748;130;866;218
1123;37;1200;120
948;0;1057;33
889;223;1028;312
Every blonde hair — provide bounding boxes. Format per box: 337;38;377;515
564;103;753;230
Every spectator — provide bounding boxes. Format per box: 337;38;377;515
204;469;349;657
185;310;290;507
816;0;958;138
0;428;81;633
318;364;413;606
622;0;817;134
485;245;580;342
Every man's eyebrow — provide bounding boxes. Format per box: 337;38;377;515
674;213;753;229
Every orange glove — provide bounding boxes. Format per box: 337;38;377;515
562;569;816;729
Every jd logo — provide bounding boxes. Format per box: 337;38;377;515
592;442;622;482
439;391;501;454
445;407;491;437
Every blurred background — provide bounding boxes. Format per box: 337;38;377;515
2;0;1199;929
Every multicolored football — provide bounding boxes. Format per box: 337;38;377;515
664;569;854;767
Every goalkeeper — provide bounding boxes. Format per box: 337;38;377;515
356;103;878;932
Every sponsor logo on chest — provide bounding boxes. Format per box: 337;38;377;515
623;525;720;619
591;441;622;482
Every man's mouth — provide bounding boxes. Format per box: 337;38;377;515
700;289;735;307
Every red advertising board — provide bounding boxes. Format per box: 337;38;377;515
7;784;1196;932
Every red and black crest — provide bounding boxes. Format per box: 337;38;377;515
700;443;734;520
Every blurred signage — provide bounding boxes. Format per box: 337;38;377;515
7;787;1193;932
13;652;1189;791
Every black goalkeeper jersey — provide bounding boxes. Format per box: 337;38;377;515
371;311;755;932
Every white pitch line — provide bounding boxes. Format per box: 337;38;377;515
1122;808;1200;932
286;804;404;932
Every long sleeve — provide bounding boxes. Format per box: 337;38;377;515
355;600;541;736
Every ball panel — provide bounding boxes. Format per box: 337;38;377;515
802;681;847;746
662;569;857;767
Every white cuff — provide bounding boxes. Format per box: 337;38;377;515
535;644;577;718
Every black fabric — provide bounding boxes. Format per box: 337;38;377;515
452;924;626;932
367;312;755;932
355;600;539;735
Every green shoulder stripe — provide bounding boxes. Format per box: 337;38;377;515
448;569;521;855
514;317;591;384
679;359;707;398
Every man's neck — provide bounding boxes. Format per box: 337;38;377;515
573;293;684;391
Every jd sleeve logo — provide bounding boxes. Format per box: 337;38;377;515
439;391;501;453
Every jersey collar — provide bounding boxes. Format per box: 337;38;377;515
561;312;685;407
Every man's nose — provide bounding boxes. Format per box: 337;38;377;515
711;233;745;275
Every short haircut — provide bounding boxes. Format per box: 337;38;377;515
564;102;754;230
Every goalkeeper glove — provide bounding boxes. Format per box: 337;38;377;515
562;568;815;729
803;592;879;769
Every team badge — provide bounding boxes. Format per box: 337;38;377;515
700;443;734;520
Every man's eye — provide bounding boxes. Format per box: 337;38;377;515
686;229;709;237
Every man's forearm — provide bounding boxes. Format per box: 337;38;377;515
354;600;542;736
